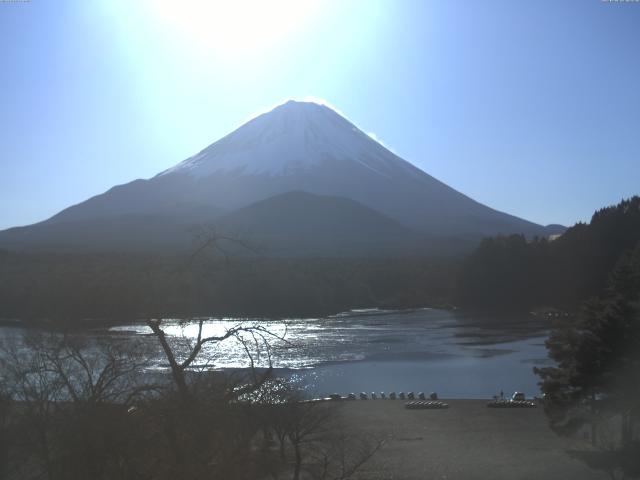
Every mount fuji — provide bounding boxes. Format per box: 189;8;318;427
0;100;563;255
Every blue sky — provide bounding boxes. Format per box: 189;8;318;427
1;0;639;230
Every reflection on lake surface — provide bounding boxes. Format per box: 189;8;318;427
107;308;552;399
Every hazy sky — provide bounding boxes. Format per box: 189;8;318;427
1;0;639;230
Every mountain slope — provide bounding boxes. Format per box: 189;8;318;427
0;100;563;254
0;214;201;253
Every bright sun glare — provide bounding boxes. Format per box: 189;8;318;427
150;0;323;59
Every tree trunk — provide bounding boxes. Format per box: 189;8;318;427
591;393;598;446
163;410;188;477
622;410;632;446
292;441;302;480
147;320;190;402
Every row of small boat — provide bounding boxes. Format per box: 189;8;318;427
323;394;536;408
358;392;437;400
325;392;438;401
486;400;537;408
405;401;450;410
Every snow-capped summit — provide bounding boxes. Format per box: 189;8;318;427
159;100;416;178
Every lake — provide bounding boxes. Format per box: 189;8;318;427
105;308;553;399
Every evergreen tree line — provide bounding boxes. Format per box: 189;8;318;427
454;196;640;311
535;225;640;478
0;251;457;325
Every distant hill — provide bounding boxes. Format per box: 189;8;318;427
0;100;563;255
216;191;423;256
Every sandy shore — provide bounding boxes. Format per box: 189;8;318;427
338;400;604;480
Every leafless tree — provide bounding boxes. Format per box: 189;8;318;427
251;382;383;480
0;387;11;480
306;427;383;480
280;401;383;480
146;317;286;403
0;332;156;480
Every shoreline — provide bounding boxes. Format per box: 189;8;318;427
0;305;560;333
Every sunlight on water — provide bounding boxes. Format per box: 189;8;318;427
105;309;552;397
